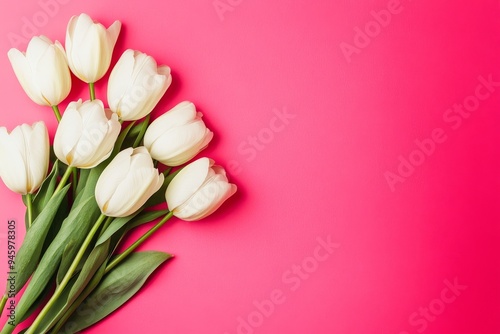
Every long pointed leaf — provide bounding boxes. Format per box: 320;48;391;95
8;184;70;295
62;251;172;333
11;195;100;327
34;240;111;333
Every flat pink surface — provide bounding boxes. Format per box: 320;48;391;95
1;1;500;333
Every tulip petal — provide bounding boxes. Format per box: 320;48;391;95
95;148;133;210
148;121;210;166
34;45;60;105
26;122;49;193
0;127;28;194
65;14;120;83
174;180;236;221
144;101;196;149
66;14;94;81
108;49;136;113
8;48;47;106
104;167;162;217
54;104;83;164
165;157;212;211
107;20;122;47
81;113;120;168
26;36;50;65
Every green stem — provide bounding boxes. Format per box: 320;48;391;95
72;168;78;200
51;257;108;334
132;114;150;147
89;82;96;101
98;216;114;238
25;214;107;334
54;166;74;195
26;193;33;228
0;294;7;318
51;105;62;122
105;211;173;274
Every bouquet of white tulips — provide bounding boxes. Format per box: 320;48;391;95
0;13;236;334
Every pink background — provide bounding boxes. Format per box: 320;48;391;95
1;0;500;333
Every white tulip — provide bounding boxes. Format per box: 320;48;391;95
144;101;213;166
7;36;71;106
108;49;172;121
95;147;164;217
0;122;49;194
54;99;120;169
65;13;121;83
165;157;236;221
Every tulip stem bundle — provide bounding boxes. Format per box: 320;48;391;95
0;13;236;333
26;213;107;334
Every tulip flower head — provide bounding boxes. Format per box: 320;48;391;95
108;49;172;121
7;36;71;106
95;147;164;217
65;13;121;83
165;157;236;221
144;101;213;166
0;122;49;194
54;99;121;169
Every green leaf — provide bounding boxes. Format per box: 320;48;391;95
56;199;101;284
74;168;90;199
95;214;138;246
12;195;101;326
24;161;61;225
34;241;111;334
9;184;70;295
16;275;54;324
28;274;79;333
68;239;110;304
95;209;169;247
111;121;135;157
126;209;170;231
57;241;77;285
72;163;104;208
41;195;69;255
44;259;109;334
132;114;150;147
62;251;172;333
123;117;150;148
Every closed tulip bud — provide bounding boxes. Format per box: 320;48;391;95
66;13;121;83
0;122;49;194
165;157;236;221
144;101;213;166
95;147;164;217
7;36;71;106
108;49;172;121
54;99;121;168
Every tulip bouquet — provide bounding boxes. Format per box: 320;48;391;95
0;13;236;334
